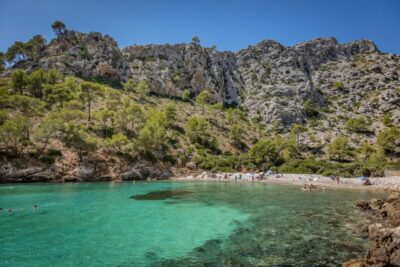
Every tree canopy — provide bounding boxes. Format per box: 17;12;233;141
51;20;66;36
327;137;353;162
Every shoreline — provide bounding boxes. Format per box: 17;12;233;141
2;172;400;192
172;172;400;191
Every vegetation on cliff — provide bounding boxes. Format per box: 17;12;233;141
0;22;399;181
0;67;399;179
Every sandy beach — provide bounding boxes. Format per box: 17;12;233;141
173;172;400;191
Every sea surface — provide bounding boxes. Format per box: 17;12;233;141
0;182;379;266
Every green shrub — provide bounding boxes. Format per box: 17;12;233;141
381;113;393;127
345;117;371;133
377;127;400;155
327;137;353;161
332;81;344;89
182;89;191;101
230;124;245;147
185;116;218;150
303;100;319;118
308;119;319;128
193;152;241;172
247;139;283;169
276;158;392;177
277;160;343;177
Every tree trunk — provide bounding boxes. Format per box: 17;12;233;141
88;99;91;123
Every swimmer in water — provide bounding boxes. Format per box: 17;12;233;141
8;209;12;213
33;205;38;209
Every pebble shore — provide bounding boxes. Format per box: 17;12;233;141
173;172;400;191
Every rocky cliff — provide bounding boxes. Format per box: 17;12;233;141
8;31;400;127
237;38;399;126
123;44;242;104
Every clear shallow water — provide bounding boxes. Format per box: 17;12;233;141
0;182;378;266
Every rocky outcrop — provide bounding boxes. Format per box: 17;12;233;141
344;224;400;267
356;191;400;228
364;224;400;266
0;165;61;182
0;161;173;183
12;30;130;84
350;191;400;267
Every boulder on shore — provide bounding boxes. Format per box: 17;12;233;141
350;191;400;267
120;169;144;181
185;162;197;170
365;224;400;266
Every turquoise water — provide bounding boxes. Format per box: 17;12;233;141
0;182;378;266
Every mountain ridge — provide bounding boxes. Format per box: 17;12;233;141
3;29;400;128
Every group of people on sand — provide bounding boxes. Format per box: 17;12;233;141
303;184;318;191
330;175;341;184
215;171;274;182
0;205;38;213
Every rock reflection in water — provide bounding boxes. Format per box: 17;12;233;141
131;190;193;200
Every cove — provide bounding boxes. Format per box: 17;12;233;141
0;182;379;266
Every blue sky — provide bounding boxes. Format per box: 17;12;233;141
1;0;399;54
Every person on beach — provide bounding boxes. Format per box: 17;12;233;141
336;176;340;185
363;177;372;186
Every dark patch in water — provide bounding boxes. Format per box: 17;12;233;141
130;190;193;200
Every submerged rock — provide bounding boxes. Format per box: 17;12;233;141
355;200;371;210
130;190;193;200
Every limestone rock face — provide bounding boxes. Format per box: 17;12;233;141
122;44;241;104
